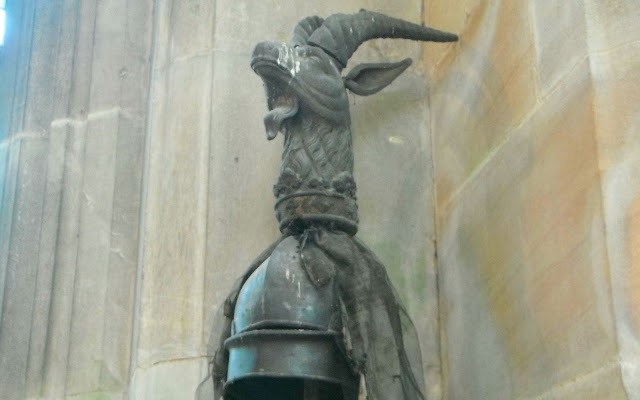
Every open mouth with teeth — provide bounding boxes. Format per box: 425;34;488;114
250;40;351;127
251;43;305;140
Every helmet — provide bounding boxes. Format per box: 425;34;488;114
224;236;359;400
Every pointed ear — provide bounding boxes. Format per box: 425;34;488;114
343;58;413;96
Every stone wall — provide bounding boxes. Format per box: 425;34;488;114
0;0;153;399
423;1;640;399
0;1;438;399
1;0;639;399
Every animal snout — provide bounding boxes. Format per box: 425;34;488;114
251;41;281;64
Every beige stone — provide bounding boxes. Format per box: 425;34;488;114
587;2;640;394
426;0;538;207
0;0;153;399
2;0;639;399
132;358;209;400
437;61;621;398
428;0;640;398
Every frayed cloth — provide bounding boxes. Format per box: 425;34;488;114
213;228;424;400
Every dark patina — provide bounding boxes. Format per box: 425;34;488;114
214;10;457;400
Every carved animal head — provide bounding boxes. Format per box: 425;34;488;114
251;11;458;234
250;10;458;140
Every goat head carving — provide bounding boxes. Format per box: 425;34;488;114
251;10;457;234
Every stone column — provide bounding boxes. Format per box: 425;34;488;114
0;0;153;399
0;1;440;399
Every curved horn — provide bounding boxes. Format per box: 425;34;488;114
308;10;458;68
290;16;325;47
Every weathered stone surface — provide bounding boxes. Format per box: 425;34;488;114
65;110;120;395
437;62;619;399
132;358;209;400
351;70;440;399
4;0;638;399
425;0;640;398
42;121;87;400
137;53;214;367
24;124;66;398
0;0;153;399
0;136;48;400
428;0;537;207
586;1;640;395
531;2;588;97
0;137;21;326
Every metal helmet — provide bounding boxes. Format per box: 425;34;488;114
224;237;359;400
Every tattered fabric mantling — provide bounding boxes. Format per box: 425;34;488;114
212;228;425;400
